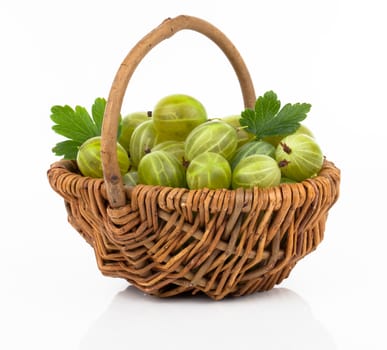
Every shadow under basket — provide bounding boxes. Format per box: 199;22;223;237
47;15;340;300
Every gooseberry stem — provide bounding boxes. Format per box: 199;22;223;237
278;159;290;168
280;142;292;154
182;157;190;169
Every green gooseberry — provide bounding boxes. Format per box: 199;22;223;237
122;171;139;186
186;152;231;190
152;94;207;141
77;136;130;178
230;140;276;170
129;120;161;168
222;114;255;147
184;120;238;161
152;140;185;163
275;133;323;182
232;154;281;189
138;150;186;188
118;111;150;152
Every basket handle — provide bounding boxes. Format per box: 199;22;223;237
101;14;256;208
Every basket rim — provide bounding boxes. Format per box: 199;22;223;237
48;157;340;207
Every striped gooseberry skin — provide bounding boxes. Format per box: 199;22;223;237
77;136;130;178
138;150;186;187
122;171;138;186
275;133;323;182
118;111;149;152
230;140;276;170
184;120;238;161
129;120;160;168
152;140;185;163
232;154;281;189
222;114;255;147
186;152;231;190
152;94;208;141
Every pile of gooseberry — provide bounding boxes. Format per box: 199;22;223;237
76;94;324;190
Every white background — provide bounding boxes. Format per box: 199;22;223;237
1;0;386;349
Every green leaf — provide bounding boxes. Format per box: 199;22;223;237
91;97;106;133
51;105;96;143
255;91;281;122
91;97;122;138
52;140;81;160
50;98;106;160
240;90;311;139
265;102;311;136
74;105;99;136
239;109;257;137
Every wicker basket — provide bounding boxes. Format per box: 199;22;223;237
47;15;340;300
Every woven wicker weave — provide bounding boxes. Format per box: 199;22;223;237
47;15;340;300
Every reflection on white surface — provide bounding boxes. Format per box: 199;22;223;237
80;286;336;350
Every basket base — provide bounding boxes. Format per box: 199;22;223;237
126;261;298;300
